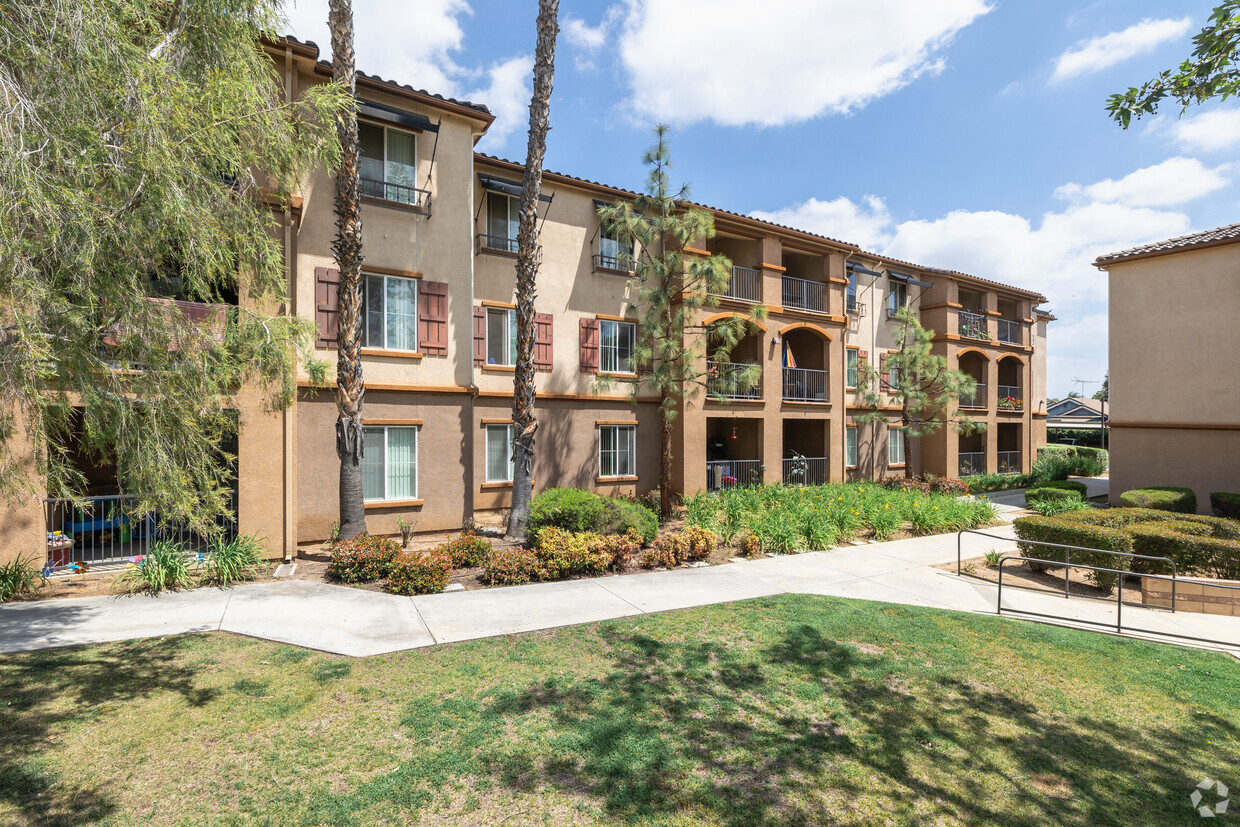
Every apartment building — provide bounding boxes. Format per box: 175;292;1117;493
0;38;1052;565
1096;224;1240;512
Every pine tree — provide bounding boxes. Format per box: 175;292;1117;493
506;0;559;542
854;307;983;478
597;126;761;518
0;0;346;528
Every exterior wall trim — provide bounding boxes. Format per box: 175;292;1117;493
1110;421;1240;432
777;321;834;341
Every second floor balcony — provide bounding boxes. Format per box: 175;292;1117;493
959;310;989;340
361;176;431;214
996;318;1021;344
780;275;825;313
710;265;761;303
706;360;761;400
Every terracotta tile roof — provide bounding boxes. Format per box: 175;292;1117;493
278;35;493;117
1095;222;1240;264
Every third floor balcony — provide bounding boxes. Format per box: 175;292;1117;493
710;265;761;303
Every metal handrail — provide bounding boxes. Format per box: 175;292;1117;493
956;528;1177;584
710;265;761;302
781;275;826;312
361;176;431;213
593;252;634;274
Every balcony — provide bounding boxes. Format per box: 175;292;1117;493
593;252;634;275
706;459;762;491
959;310;989;340
103;298;229;352
958;452;985;477
476;233;542;262
780;276;825;313
361;177;431;214
710;265;761;303
958;383;987;410
707;361;761;400
996;318;1021;344
998;385;1023;411
998;451;1021;474
782;367;828;402
783;456;830;486
846;298;865;317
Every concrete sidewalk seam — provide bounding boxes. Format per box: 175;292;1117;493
217;591;233;632
594;578;660;615
407;596;439;645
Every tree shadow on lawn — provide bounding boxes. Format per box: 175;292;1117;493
480;619;1238;826
0;637;217;826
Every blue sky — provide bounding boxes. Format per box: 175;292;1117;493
284;0;1231;399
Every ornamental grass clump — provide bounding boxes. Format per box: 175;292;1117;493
201;535;267;586
114;540;194;595
0;555;44;603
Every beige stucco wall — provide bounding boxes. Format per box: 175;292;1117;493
0;411;50;567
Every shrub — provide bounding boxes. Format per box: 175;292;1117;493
1037;444;1076;459
878;475;969;496
0;555;44;602
638;543;678;569
327;534;400;583
483;547;543;585
740;532;762;557
388;552;452;595
527;489;657;545
1074;446;1108;463
930;477;970;496
1119;486;1197;514
603;529;642;570
533;527;612;580
1029;494;1088;516
1025;481;1089;507
1013;514;1131;592
114;540;194;594
437;531;492;568
602;499;659;545
642;526;717;568
1029;480;1089;496
1210;492;1240;521
1126;519;1240;580
201;535;267;586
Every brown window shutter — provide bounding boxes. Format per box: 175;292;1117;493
315;267;341;349
533;312;553;371
473;306;486;365
879;353;890;389
418;281;449;355
858;349;868;367
579;317;599;374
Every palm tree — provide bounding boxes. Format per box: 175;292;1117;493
506;0;560;541
329;0;367;540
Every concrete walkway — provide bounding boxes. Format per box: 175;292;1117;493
3;499;1238;659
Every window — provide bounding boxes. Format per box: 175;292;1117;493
486;307;518;365
888;360;901;390
361;426;418;501
363;274;418;351
599;425;636;478
846;272;858;312
486;192;520;252
888;428;905;466
846;348;859;389
485;424;514;483
359;122;418;205
888;282;908;317
845;427;858;468
599;319;636;373
599;226;634;272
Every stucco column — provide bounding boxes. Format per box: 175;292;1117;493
762;329;782;485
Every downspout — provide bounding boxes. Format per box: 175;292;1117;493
466;133;482;527
282;45;296;563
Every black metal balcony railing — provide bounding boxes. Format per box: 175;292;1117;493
361;177;431;213
958;452;985;477
998;384;1023;411
782;367;828;402
707;360;762;400
477;233;518;254
846;298;865;316
781;276;825;313
959;310;989;340
593;252;634;274
998;451;1021;473
783;456;830;486
706;460;763;491
710;265;761;303
958;382;987;409
996;318;1021;344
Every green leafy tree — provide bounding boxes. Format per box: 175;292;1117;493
855;308;984;479
0;0;346;529
1108;2;1240;126
507;0;560;542
1093;372;1109;401
597;126;761;518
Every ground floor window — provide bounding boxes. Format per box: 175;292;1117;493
888;427;905;466
362;426;418;500
599;425;636;478
486;424;514;483
845;426;858;468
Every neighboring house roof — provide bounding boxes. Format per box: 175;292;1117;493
1095;222;1240;265
1047;397;1108;428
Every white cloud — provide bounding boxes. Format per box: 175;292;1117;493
563;16;607;51
1050;17;1191;83
751;160;1219;396
1156;108;1240;153
613;0;991;127
281;0;530;150
1053;156;1229;208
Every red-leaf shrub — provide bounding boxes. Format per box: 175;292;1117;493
483;547;543;586
387;552;452;595
327;534;400;583
437;530;493;568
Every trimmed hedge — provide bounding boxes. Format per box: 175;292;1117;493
483;547;542;586
1013;512;1131;591
437;531;492;568
1025;480;1088;507
527;489;658;545
1211;492;1240;521
387;552;452;595
1119;486;1197;514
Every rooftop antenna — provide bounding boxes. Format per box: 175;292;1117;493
1071;377;1099;397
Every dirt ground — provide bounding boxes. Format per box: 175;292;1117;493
942;555;1145;605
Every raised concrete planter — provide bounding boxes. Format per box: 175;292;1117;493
1142;577;1240;616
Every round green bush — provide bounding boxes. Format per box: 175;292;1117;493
387;552;452;595
1119;486;1197;514
483;546;543;586
1210;492;1240;521
527;489;657;545
1025;480;1087;507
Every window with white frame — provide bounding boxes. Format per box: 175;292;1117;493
888;282;908;317
888;427;905;466
888;359;901;390
486;307;517;365
599;425;636;478
363;274;418;351
845;427;858;467
846;272;858;310
599;319;636;373
846;348;859;388
486;192;520;252
485;424;514;483
361;426;418;501
599;226;634;272
359;122;418;205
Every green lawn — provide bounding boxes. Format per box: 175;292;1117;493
1;596;1237;825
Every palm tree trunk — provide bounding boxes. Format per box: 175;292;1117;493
329;0;367;540
506;0;559;542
